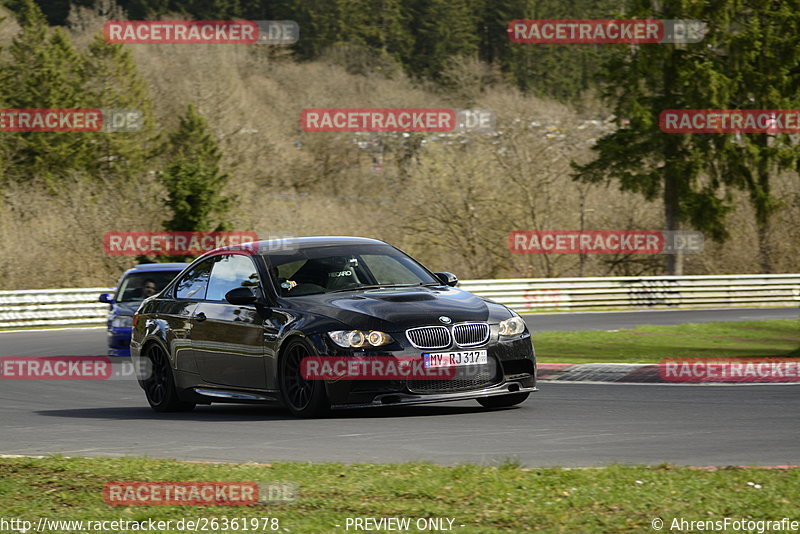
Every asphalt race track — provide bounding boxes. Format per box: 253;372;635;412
0;307;798;467
0;379;798;467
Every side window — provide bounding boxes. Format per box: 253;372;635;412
206;255;261;302
175;259;213;300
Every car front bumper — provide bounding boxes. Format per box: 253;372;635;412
314;331;537;407
107;326;132;357
331;380;537;409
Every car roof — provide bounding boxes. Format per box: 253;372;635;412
127;262;188;272
207;236;389;256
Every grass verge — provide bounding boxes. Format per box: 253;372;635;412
0;456;798;533
533;319;800;364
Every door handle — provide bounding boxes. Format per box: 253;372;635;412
195;312;207;322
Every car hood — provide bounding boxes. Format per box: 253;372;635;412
286;286;508;331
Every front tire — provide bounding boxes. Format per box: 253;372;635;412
142;343;195;413
278;338;330;418
477;392;530;409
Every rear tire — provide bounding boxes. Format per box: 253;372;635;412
278;338;330;418
477;392;530;409
142;343;195;413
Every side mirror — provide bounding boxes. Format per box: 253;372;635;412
434;272;459;287
99;293;114;304
225;287;258;305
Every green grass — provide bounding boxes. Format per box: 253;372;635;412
533;319;800;364
0;456;798;533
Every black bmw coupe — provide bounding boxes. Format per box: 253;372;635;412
130;237;537;417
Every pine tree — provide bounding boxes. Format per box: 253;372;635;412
0;11;5;181
572;0;734;275
15;0;77;25
84;34;159;183
407;0;480;80
715;0;800;272
116;0;170;20
276;0;343;60
0;0;93;186
159;104;231;235
336;0;412;58
491;0;620;101
166;0;243;19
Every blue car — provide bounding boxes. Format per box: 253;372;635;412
99;263;187;357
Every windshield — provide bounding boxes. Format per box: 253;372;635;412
116;270;182;302
267;244;439;297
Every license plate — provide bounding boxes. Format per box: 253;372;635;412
423;350;488;369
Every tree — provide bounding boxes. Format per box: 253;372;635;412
13;0;80;25
276;0;343;60
407;0;480;80
483;0;619;101
716;0;800;272
572;0;734;275
315;0;411;78
0;0;94;186
1;0;158;189
336;0;412;58
0;11;5;180
159;104;232;236
84;34;159;183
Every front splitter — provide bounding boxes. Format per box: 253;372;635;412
331;381;537;409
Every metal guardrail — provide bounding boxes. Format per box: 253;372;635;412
458;274;800;313
0;287;114;328
0;274;797;328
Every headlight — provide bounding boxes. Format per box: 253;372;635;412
111;316;133;328
328;330;393;348
498;316;526;336
367;330;392;346
347;330;366;348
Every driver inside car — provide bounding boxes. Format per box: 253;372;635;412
268;264;297;295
